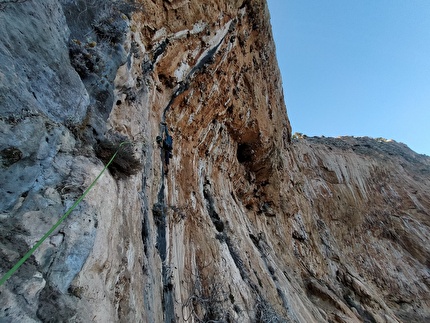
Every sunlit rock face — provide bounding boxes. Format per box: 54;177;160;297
1;1;429;322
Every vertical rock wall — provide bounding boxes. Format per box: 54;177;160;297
0;0;429;322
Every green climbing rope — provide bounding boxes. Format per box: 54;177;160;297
0;142;130;286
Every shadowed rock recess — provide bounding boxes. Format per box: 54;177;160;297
0;0;429;322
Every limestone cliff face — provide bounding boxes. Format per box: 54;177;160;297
1;1;429;322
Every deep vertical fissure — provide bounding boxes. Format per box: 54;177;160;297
153;169;174;322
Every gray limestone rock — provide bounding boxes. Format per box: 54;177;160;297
0;0;89;123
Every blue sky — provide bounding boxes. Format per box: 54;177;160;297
267;0;430;156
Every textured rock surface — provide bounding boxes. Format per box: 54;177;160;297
1;0;429;322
